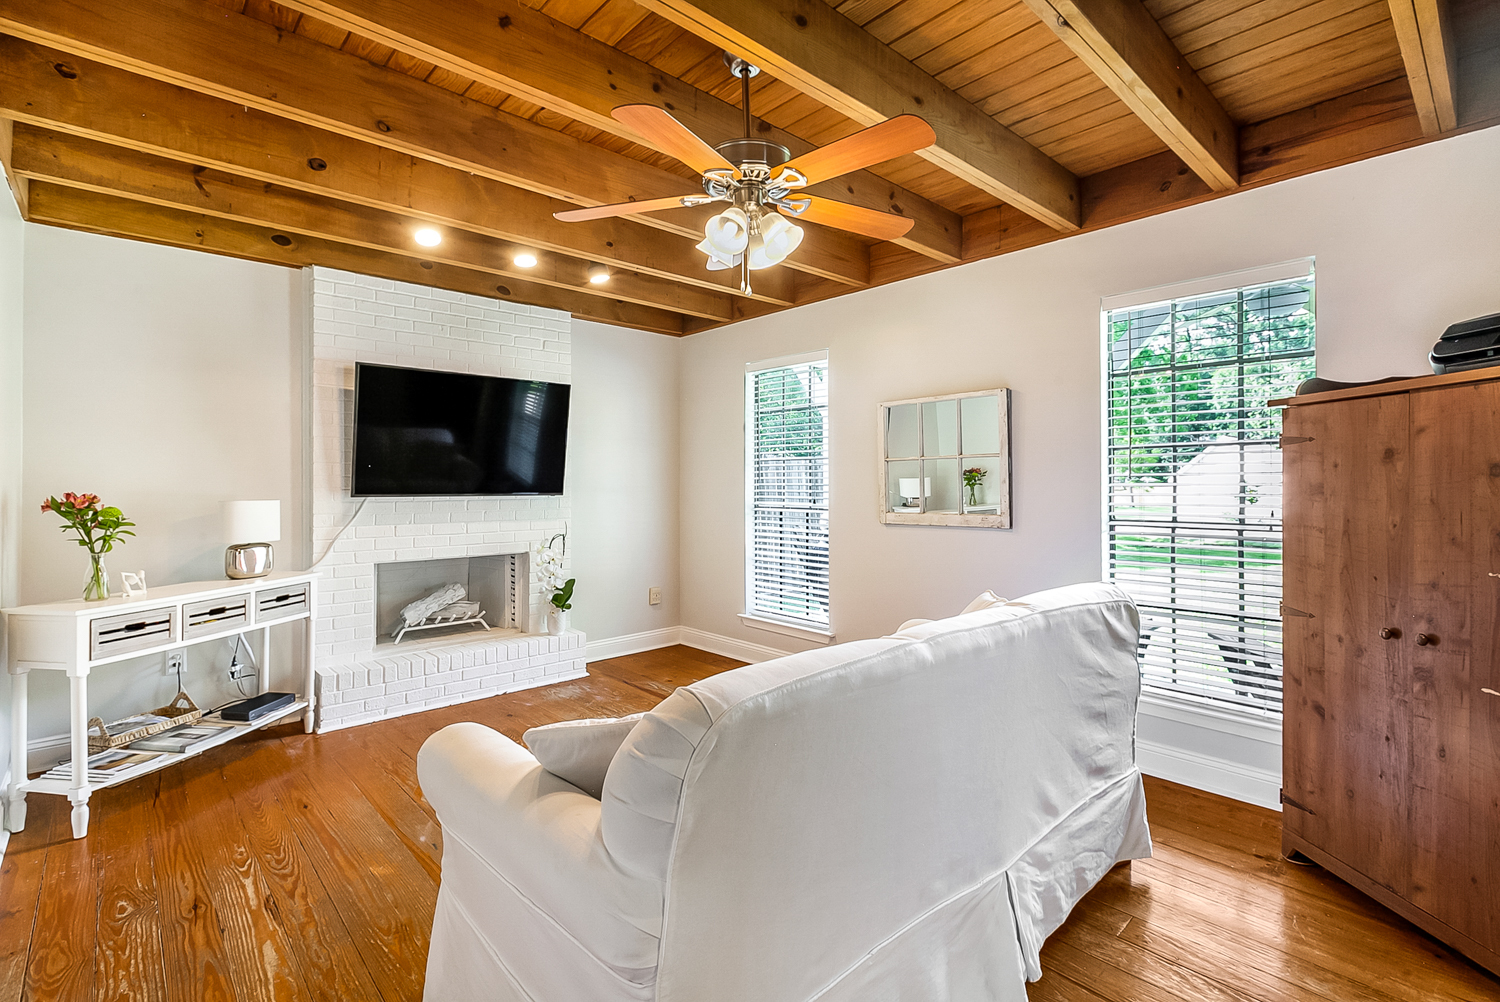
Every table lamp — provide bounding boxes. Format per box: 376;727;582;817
897;478;931;508
223;500;281;579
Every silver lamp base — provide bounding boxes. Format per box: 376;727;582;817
226;542;274;579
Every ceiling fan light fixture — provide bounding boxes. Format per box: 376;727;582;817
587;263;611;285
513;250;539;268
746;214;803;270
414;227;442;247
703;206;750;256
695;235;742;270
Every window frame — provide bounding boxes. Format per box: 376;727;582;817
743;351;833;643
1101;260;1316;719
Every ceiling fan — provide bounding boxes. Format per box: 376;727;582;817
554;55;936;292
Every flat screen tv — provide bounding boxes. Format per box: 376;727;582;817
352;363;570;496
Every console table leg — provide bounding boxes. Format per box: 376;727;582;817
304;583;317;733
5;671;27;833
68;672;90;839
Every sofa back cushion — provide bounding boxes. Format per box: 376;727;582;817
599;581;1141;1001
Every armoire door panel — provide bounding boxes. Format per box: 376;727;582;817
1281;391;1410;897
1407;383;1500;946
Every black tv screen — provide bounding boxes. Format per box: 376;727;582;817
352;363;570;496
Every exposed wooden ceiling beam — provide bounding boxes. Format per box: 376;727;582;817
0;37;787;307
0;119;26;218
1018;0;1238;191
276;0;964;264
630;0;1082;231
12;125;737;321
1387;0;1459;135
0;0;868;291
25;182;690;334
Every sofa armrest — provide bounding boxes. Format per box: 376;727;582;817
418;722;663;973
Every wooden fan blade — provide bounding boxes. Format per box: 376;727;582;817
782;196;915;241
612;104;737;176
778;116;935;185
553;194;704;222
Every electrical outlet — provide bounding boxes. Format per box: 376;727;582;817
648;587;662;606
165;650;185;676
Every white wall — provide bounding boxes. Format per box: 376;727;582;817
677;125;1500;808
19;227;304;741
570;320;681;652
0;191;23;821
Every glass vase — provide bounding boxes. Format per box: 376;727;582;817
966;484;980;507
83;552;110;601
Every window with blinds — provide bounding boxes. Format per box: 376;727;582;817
747;356;830;629
1105;274;1315;716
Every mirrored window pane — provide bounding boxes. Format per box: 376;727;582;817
922;399;959;456
961;395;1000;455
885;403;920;459
886;460;923;512
923;458;961;513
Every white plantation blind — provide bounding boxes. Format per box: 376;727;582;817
1105;273;1315;716
747;356;830;628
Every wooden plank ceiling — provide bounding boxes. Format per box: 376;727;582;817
0;0;1496;335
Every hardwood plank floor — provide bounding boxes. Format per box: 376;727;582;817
2;644;1496;1002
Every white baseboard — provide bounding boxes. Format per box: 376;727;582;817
585;627;683;663
678;627;791;664
1137;738;1282;811
28;732;71;774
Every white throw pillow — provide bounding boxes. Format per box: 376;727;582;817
523;713;645;799
960;590;1006;615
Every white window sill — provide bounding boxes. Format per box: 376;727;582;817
739;614;835;645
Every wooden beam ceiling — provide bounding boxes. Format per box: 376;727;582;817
1388;0;1459;134
629;0;1084;230
0;37;782;307
0;0;1494;335
271;0;964;264
27;182;689;333
0;0;863;292
13;125;740;320
1019;0;1239;191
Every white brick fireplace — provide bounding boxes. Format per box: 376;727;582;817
306;267;585;730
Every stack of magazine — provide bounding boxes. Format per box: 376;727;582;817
39;722;239;785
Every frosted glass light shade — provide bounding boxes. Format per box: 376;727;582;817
897;478;931;499
223;500;281;543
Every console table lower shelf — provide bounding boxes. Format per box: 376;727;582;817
28;698;310;803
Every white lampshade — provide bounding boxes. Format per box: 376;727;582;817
223;500;281;544
897;478;931;498
746;213;804;270
703;206;750;255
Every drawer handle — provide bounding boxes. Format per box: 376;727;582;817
123;622;146;632
1416;633;1437;647
207;606;230;616
1380;627;1400;640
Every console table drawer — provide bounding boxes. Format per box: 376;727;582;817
183;594;251;640
256;583;310;623
89;607;176;660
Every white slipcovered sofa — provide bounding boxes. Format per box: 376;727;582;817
416;582;1152;1001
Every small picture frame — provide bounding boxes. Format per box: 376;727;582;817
120;570;148;599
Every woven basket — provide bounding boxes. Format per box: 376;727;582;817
87;691;202;753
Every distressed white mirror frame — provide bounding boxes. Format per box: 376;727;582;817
878;388;1012;528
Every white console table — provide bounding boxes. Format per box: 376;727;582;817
1;571;318;838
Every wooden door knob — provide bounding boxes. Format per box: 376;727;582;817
1415;633;1437;646
1380;627;1400;640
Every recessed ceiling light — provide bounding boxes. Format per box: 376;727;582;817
513;250;539;269
414;227;442;247
587;263;610;285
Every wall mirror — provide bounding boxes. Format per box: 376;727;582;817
879;388;1011;528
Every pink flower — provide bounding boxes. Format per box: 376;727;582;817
39;499;52;513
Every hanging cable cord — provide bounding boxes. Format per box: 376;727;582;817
312;497;369;567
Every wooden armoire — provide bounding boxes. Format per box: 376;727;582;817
1278;370;1500;976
